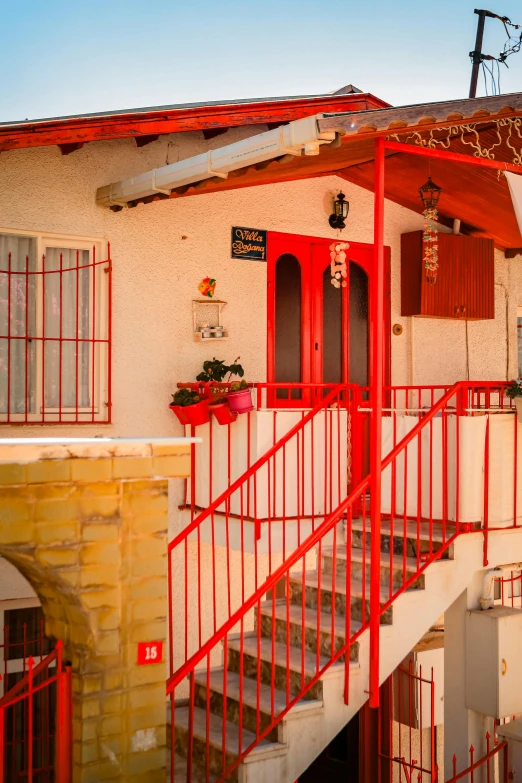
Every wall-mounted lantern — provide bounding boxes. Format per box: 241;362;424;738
329;192;350;229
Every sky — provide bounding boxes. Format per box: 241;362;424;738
2;0;522;122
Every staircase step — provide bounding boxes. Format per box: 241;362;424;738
172;752;218;783
174;704;287;781
227;634;352;701
194;667;323;742
351;517;454;559
321;545;425;590
257;600;360;660
288;570;395;625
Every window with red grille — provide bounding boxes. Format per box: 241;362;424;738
0;231;111;423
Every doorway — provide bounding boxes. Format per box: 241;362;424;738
267;231;390;406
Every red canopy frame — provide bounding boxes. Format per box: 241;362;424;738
368;139;522;708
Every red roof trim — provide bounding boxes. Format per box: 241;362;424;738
0;93;389;153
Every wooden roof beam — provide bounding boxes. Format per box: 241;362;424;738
58;142;84;155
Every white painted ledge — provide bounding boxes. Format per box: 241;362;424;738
0;437;200;462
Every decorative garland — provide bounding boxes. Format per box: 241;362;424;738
329;241;349;288
422;207;439;283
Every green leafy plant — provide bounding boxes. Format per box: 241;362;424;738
230;379;249;392
171;388;200;407
196;357;244;383
506;380;522;399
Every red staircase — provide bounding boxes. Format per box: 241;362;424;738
167;380;518;782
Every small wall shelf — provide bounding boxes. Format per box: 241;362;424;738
192;299;228;341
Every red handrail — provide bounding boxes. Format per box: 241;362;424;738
169;378;519;782
169;384;348;552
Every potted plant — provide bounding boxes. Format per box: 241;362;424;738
506;380;522;423
196;357;246;422
196;357;245;400
228;379;254;414
170;388;210;427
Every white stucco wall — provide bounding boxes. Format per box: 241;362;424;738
0;129;520;441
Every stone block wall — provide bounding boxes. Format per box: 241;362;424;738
0;439;192;783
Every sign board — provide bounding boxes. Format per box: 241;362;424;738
231;226;267;261
137;641;163;665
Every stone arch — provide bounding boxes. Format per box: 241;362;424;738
0;548;93;662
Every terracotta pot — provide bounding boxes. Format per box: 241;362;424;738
227;388;254;414
515;398;522;423
183;399;211;426
169;404;190;425
210;402;238;425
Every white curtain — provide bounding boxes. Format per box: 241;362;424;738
44;248;91;409
0;234;36;414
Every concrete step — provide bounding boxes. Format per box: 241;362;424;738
227;633;354;701
321;544;425;590
194;667;323;743
256;599;361;661
288;570;398;625
351;517;455;560
174;704;287;782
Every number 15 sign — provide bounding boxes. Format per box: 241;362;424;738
137;641;163;665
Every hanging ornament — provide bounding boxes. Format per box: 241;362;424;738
329;242;350;288
198;277;216;298
418;176;443;284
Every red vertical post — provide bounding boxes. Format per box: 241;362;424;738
0;704;4;783
369;136;385;708
27;657;34;783
55;644;72;783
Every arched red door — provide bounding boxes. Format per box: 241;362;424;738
267;231;390;407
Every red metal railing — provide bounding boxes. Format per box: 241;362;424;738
0;243;112;423
381;660;509;782
168;379;522;781
380;661;437;782
0;640;72;783
443;737;508;783
169;383;357;679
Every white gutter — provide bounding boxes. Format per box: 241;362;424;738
96;115;337;208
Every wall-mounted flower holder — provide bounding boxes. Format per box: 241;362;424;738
193;299;229;341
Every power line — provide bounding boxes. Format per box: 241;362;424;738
469;9;522;98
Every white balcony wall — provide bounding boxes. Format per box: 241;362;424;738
187;409;348;520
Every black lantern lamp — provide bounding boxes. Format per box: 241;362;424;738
329;192;350;229
419;176;442;210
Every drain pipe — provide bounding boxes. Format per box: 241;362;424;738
480;563;522;609
96;115;338;208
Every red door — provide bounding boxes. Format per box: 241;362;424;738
267;232;387;407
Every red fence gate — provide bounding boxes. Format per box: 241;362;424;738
378;661;509;782
0;639;72;783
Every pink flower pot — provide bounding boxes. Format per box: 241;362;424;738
227;388;254;414
210;402;238;425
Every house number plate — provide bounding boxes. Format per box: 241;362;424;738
137;641;163;665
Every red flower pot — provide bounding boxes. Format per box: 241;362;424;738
210;402;238;425
169;404;190;425
228;388;254;414
183;399;211;426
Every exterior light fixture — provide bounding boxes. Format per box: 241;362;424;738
419;176;443;284
329;192;350;229
419;176;442;210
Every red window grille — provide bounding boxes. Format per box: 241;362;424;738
0;233;112;424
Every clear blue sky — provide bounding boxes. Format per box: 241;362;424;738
3;0;522;121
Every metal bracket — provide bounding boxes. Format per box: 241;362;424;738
151;170;172;195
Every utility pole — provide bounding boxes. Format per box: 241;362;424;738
469;9;497;98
